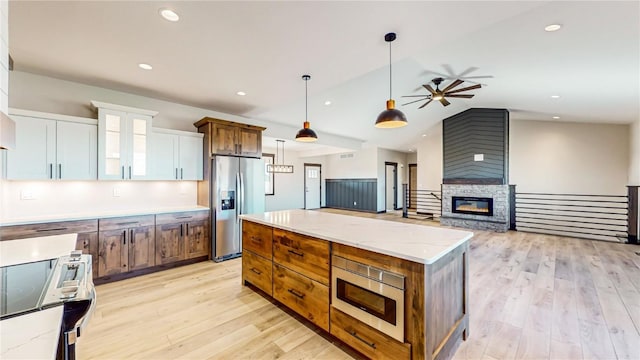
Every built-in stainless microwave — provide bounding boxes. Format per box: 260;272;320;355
331;254;405;342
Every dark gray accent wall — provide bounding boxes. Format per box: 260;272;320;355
443;108;509;184
325;179;377;212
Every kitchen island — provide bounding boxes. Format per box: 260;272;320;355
240;209;473;360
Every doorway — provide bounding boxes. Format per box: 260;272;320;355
304;164;321;210
385;162;398;211
409;164;417;209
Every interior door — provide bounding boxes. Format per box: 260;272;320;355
214;156;239;260
409;164;417;209
385;163;397;210
304;164;321;210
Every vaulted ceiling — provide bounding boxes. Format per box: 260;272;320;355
8;1;639;154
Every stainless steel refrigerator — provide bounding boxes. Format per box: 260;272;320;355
211;155;265;262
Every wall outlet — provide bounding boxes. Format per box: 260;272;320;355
20;190;35;200
474;154;484;161
112;187;121;197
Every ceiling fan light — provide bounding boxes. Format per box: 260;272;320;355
432;94;443;101
295;121;318;142
375;100;407;128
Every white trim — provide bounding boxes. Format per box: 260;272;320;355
152;127;203;138
8;108;97;125
90;101;158;117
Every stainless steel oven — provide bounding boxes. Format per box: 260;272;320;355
331;254;405;342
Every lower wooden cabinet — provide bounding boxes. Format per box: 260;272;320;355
273;263;329;331
241;250;272;296
156;211;210;265
97;216;155;277
330;307;411;360
75;232;98;279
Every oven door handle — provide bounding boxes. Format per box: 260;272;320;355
349;330;377;349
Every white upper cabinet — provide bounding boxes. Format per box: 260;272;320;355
151;128;203;180
93;101;157;180
6;109;97;180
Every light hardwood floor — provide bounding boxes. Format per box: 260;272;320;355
77;209;640;359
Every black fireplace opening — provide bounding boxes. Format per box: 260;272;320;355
452;196;493;216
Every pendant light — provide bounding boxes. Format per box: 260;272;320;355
266;140;294;173
295;74;318;142
375;32;407;128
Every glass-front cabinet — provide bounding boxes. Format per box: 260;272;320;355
93;101;156;180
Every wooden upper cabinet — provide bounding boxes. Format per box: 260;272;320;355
194;117;265;158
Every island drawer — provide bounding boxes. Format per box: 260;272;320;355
242;250;272;296
242;221;273;258
273;263;329;331
0;219;98;240
155;211;209;226
330;307;411;360
272;229;329;285
99;215;155;231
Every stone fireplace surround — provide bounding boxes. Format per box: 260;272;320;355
441;184;510;232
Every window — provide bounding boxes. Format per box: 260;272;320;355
263;153;275;195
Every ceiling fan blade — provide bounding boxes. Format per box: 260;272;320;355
440;98;451;106
457;66;479;78
446;94;474;98
418;99;433;109
423;84;436;95
402;98;430;106
445;84;481;94
442;79;463;93
401;95;431;98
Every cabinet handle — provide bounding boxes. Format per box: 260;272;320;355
349;331;376;349
58;164;62;179
175;168;179;180
129;166;132;179
181;168;183;179
250;236;261;244
185;223;189;235
287;288;305;299
180;224;183;237
130;229;134;243
123;230;127;245
288;249;304;257
121;166;125;179
238;144;242;154
49;163;53;179
250;268;262;275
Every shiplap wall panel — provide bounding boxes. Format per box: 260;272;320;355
325;179;377;212
443;108;509;183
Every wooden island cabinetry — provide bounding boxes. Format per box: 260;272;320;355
241;210;472;360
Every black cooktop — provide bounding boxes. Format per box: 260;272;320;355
0;259;57;319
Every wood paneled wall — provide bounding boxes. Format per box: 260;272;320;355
325;178;377;212
443;108;509;184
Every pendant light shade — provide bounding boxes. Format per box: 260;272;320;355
296;74;318;142
375;32;407;129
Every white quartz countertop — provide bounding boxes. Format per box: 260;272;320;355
0;234;78;267
0;306;62;360
0;206;209;226
240;210;473;264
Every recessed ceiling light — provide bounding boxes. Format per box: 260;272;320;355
544;24;562;32
236;91;246;96
551;95;561;99
160;8;180;22
138;63;152;70
324;100;332;106
422;134;427;137
553;116;560;119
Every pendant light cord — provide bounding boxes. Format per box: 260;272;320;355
305;78;308;122
389;40;392;99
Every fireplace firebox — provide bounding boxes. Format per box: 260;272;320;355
452;196;493;216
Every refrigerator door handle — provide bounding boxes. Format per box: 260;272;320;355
235;173;241;222
239;172;245;215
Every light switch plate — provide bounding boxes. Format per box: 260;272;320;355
112;187;121;197
474;154;484;161
20;190;35;200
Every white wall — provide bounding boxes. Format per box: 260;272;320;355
324;147;377;179
377;148;408;211
510;120;629;195
1;181;197;221
416;123;443;191
630;118;640;185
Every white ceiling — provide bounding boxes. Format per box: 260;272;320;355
8;1;640;155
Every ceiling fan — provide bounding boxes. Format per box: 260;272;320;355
402;77;481;108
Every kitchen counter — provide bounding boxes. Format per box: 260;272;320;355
0;306;63;360
0;233;77;267
240;209;472;264
0;206;209;226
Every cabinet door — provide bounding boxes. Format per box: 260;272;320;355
155;223;184;265
150;132;179;180
212;123;237;155
75;232;98;279
57;121;97;180
98;229;128;277
178;135;203;180
237;127;261;157
6;116;56;179
98;109;128;180
127;113;151;180
129;225;156;270
185;219;209;259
